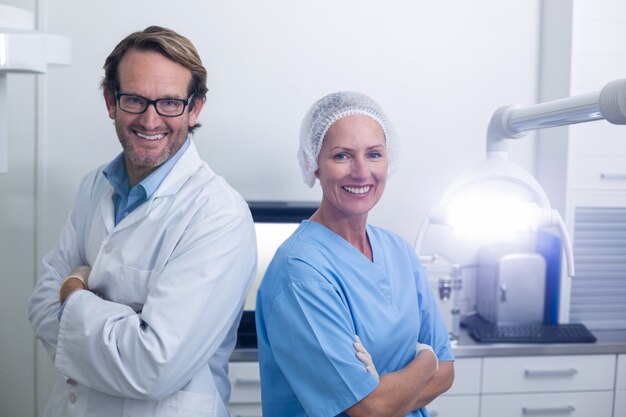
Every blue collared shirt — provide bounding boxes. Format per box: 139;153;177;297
103;138;190;225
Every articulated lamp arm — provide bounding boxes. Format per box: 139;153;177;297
416;79;626;278
487;79;626;155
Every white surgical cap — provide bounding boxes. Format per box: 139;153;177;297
297;91;399;188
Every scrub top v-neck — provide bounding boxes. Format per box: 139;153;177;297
256;220;453;417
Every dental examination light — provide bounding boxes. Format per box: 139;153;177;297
416;79;626;279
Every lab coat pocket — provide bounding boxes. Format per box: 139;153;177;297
114;265;156;312
123;390;217;417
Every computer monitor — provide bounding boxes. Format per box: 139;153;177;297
236;201;318;348
244;221;302;310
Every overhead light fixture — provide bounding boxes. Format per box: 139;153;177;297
416;79;626;279
417;79;626;340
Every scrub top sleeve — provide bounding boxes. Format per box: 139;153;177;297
266;261;378;417
413;258;455;361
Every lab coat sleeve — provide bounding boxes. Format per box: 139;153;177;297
54;204;256;400
28;173;92;360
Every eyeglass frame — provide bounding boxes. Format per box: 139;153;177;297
114;91;196;117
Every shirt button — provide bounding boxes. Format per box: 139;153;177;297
69;393;76;404
102;244;112;254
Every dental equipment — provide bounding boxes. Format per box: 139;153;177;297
417;79;626;335
416;79;626;279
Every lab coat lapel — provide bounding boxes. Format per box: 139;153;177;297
112;140;207;232
154;140;207;199
98;185;115;235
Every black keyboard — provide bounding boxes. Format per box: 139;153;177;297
468;322;597;344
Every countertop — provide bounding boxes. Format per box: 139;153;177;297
230;328;626;362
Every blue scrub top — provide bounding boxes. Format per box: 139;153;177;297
256;220;454;417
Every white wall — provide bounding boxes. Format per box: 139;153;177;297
0;74;37;417
42;0;540;250
1;0;542;415
1;1;40;417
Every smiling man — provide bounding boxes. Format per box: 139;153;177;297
28;26;257;417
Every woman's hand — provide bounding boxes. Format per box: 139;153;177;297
416;342;439;371
353;335;379;379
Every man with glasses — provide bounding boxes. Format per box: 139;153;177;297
28;26;256;417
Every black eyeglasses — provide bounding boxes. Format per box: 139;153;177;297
115;92;195;117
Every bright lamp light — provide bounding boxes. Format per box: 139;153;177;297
447;192;537;241
416;79;626;278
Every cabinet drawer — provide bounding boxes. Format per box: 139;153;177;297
569;122;626;158
569;155;626;190
427;394;479;417
482;355;615;393
229;362;261;403
617;354;626;390
229;403;263;417
615;389;626;417
446;358;481;395
481;391;613;417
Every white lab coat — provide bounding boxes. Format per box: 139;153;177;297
28;141;257;417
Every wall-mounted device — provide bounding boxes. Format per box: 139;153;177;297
476;244;546;326
0;4;71;174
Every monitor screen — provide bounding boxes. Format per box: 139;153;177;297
244;221;301;310
244;201;318;311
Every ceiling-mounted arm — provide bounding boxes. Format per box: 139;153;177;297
487;79;626;156
0;5;71;174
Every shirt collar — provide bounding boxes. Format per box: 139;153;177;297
103;137;191;201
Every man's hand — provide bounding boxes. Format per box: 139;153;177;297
354;335;379;379
59;266;91;304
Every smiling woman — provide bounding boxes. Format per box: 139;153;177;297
313;114;389;240
255;91;455;417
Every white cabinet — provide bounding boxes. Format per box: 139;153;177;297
482;354;615;393
427;395;480;417
615;354;626;416
229;354;624;417
229;404;263;417
228;362;262;416
481;355;616;417
228;359;482;417
426;358;481;417
481;391;613;417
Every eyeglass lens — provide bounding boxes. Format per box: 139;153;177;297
118;95;187;116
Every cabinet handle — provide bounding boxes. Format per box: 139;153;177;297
234;377;260;386
522;405;575;415
600;173;626;180
524;368;577;378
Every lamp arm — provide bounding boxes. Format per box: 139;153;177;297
487;79;626;154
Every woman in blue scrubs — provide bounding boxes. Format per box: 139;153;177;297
256;91;454;417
